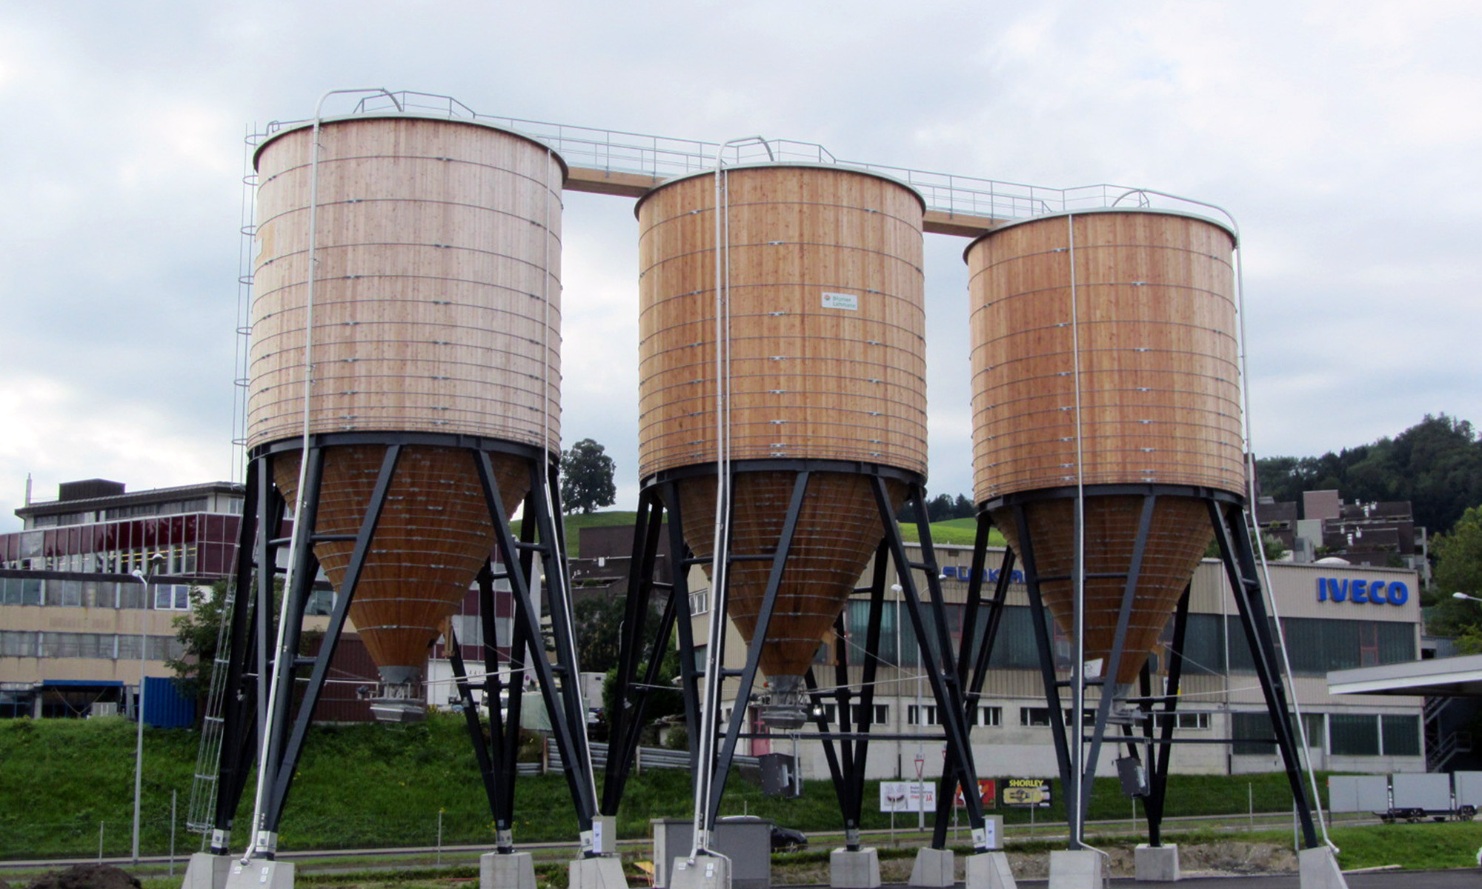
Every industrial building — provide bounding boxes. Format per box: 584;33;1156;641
0;479;244;722
0;478;370;723
611;539;1426;781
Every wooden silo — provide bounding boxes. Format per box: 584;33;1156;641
966;209;1242;684
636;164;928;698
248;115;563;701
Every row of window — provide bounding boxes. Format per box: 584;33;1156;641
806;702;1211;731
25;496;232;527
0;630;184;661
0;513;241;573
6;545;204;576
0;577;196;610
780;700;1414;758
835;602;1416;676
1233;711;1421;758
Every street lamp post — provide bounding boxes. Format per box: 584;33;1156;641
129;557;160;865
1454;592;1482;604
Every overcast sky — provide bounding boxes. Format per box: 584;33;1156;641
2;2;1479;532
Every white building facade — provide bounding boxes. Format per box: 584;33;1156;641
700;544;1424;781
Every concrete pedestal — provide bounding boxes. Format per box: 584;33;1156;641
1135;844;1181;882
830;848;881;889
481;851;536;889
671;854;730;889
570;855;629;889
908;848;954;887
182;852;234;889
1047;850;1102;889
1298;847;1349;889
222;859;295;889
965;851;1017;889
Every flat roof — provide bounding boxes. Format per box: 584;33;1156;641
1328;654;1482;697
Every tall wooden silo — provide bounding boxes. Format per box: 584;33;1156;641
202;110;600;865
967;209;1243;685
604;163;991;855
247;114;564;711
638;164;927;716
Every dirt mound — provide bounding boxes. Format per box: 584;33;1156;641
25;865;142;889
1180;840;1298;875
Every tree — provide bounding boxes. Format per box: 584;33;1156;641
166;579;230;702
572;593;660;674
1254;414;1482;535
560;438;617;514
1430;505;1482;652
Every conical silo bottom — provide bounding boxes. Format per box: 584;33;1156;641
676;470;904;692
273;444;530;678
992;493;1214;685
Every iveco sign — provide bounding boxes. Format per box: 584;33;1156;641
941;565;1026;584
1316;577;1409;606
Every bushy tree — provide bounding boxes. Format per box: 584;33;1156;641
1255;414;1482;534
572;594;662;674
166;579;230;702
560;438;617;514
1431;506;1482;652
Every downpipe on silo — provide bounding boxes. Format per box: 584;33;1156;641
687;136;771;864
240;87;400;865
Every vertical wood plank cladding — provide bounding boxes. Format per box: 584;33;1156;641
636;166;928;479
274;446;529;672
676;472;903;681
248;116;564;453
638;165;925;683
991;495;1213;684
966;211;1243;503
969;210;1240;682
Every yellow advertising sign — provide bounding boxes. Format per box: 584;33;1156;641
1001;778;1052;808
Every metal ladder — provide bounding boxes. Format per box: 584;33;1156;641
185;579;238;836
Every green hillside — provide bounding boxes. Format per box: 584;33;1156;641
555;511;1003;555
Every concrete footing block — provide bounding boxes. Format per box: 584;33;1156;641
481;851;536;889
1047;850;1102;889
829;848;881;889
965;851;1017;889
1135;843;1181;882
182;852;234;889
223;859;295;889
1298;847;1349;889
570;855;629;889
670;854;730;889
908;848;953;887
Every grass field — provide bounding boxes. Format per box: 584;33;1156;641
0;715;1344;862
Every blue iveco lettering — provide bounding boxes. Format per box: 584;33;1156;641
1316;577;1408;606
941;565;1027;584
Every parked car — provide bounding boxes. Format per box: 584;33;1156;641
717;815;808;852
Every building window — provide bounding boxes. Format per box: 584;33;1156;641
1020;706;1052;727
1328;714;1380;756
908;704;939;726
1381;714;1421;757
305;588;335;616
816;702;889;726
154;584;192;611
975;705;1002;727
0;630;38;657
0;577;43;606
1232;711;1274;756
1153;712;1211;730
690;586;710;616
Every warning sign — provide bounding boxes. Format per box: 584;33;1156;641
1001;778;1052;808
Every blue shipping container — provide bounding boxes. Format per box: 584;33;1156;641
144;676;195;728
